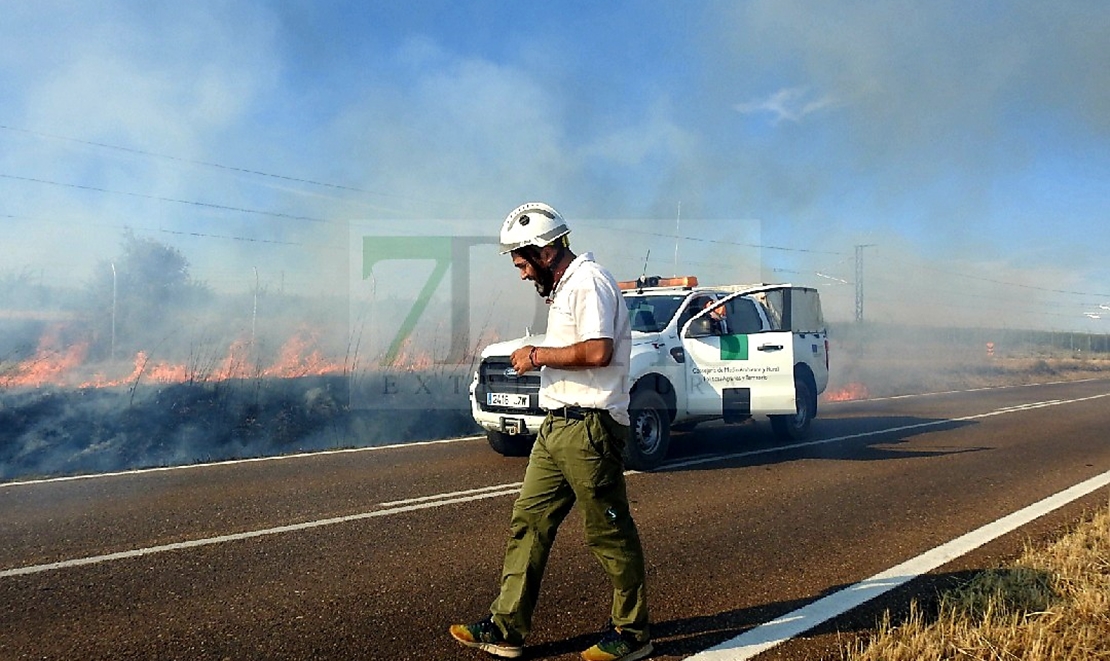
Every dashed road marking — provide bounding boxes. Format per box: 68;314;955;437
2;390;1107;601
0;435;485;489
0;484;520;579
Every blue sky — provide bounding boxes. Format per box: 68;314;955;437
1;1;1108;332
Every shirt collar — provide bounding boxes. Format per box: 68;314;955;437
549;252;593;301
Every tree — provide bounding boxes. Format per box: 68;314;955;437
85;230;210;358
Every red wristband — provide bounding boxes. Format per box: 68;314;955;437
529;346;539;368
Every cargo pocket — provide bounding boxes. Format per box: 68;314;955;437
582;413;622;489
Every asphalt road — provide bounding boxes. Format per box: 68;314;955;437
2;378;1108;661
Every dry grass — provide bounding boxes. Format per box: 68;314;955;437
829;333;1110;398
844;502;1110;660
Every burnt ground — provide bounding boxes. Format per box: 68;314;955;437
3;353;1107;483
0;374;479;481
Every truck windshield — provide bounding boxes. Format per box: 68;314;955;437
624;294;687;332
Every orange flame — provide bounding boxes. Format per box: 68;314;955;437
4;327;356;390
262;331;345;378
212;338;253;381
390;346;435;371
0;326;89;388
81;351;190;388
1;324;472;390
822;382;869;402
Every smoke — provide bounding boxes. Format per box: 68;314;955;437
4;3;1108;315
701;2;1110;239
1;3;1108;479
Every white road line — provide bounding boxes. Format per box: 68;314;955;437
379;481;523;507
0;434;485;489
686;469;1110;661
664;392;1110;472
840;377;1102;403
0;486;522;579
2;391;1107;581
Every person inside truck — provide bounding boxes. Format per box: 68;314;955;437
678;296;711;332
703;298;729;335
679;295;725;337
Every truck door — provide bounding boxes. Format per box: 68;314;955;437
680;288;797;421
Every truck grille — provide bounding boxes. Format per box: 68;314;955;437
478;357;543;414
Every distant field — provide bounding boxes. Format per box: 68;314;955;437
824;323;1110;400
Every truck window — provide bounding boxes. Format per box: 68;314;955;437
760;288;825;332
625;294;686;332
725;298;764;334
677;295;714;331
789;288;826;332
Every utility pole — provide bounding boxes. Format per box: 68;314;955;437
110;262;117;360
673;201;681;276
251;267;259;350
854;244;876;322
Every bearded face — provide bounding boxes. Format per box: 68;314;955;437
531;260;556;298
512;246;561;299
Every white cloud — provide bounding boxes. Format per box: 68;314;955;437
734;86;839;123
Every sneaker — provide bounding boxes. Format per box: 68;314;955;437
449;616;523;658
581;624;653;661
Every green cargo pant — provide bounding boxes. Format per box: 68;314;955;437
490;408;650;643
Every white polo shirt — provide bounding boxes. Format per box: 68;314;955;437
538;252;632;425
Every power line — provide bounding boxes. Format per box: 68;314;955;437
1;168;844;255
0;123;401;199
907;263;1110;299
0;173;339;225
5;136;1098;302
0;125;846;257
0;212;344;250
865;272;1107;321
158;227;344;251
591;225;846;255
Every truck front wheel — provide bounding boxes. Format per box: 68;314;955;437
770;375;816;441
487;430;535;457
625;390;671;471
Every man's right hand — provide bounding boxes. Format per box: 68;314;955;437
510;345;537;375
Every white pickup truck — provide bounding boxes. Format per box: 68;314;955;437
469;277;829;470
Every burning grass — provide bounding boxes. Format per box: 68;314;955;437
0;327;349;389
0;313;485;481
842;502;1110;660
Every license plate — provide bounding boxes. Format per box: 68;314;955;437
488;392;529;408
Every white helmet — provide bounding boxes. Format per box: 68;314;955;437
499;202;570;254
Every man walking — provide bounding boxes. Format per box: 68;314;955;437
450;202;652;661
